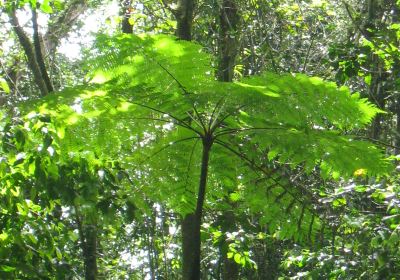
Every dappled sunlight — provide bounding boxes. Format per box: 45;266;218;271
2;1;399;276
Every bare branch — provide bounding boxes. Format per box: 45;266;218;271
8;8;49;96
31;7;53;92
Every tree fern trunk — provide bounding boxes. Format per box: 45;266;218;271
174;5;205;277
182;137;212;280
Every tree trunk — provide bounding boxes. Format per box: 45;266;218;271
5;0;87;96
175;0;195;40
217;0;239;82
83;224;98;280
364;0;385;140
173;2;204;278
392;1;400;153
120;0;134;34
8;10;49;96
182;136;212;280
4;59;21;95
75;206;98;280
220;210;239;280
216;1;240;279
32;8;54;93
43;0;88;54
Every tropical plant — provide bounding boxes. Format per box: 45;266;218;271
18;33;390;279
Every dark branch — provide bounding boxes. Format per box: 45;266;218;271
308;214;315;243
8;8;48;96
297;205;306;231
353;135;400;150
285;199;297;214
31;7;53;92
275;189;288;203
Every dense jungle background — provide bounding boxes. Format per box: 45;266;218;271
1;0;400;279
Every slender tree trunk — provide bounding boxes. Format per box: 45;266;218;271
146;218;156;280
173;2;204;278
75;206;98;280
175;0;195;40
120;0;134;34
392;1;400;153
216;1;240;279
161;206;170;279
182;136;212;280
31;8;53;92
4;0;87;96
4;59;21;95
220;211;239;280
8;10;49;96
84;224;98;280
217;0;239;82
364;0;385;140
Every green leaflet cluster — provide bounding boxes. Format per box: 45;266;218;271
20;34;391;241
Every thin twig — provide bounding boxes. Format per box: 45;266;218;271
302;34;315;73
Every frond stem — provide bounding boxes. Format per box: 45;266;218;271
141;136;200;163
215;126;287;138
130;101;201;136
214;139;318;216
208;96;225;130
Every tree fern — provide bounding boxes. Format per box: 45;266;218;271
20;34;390;245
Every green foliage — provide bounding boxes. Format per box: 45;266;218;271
2;0;400;278
282;176;400;279
0;77;10;94
0;116;68;278
1;0;56;13
19;34;390;244
0;112;138;278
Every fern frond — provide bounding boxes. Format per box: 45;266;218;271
18;34;391;242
